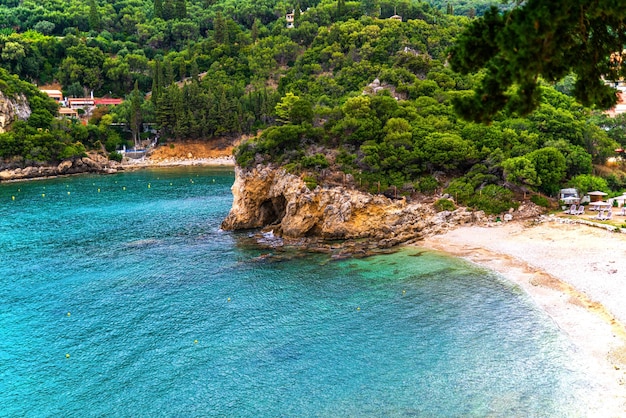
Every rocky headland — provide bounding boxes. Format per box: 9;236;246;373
0;154;118;182
221;165;515;253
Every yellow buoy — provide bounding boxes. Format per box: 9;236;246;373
98;188;100;193
12;196;15;201
67;312;71;317
227;297;231;302
170;182;173;186
194;339;198;344
402;290;406;294
42;193;45;198
357;307;360;311
148;184;151;189
212;179;215;183
65;353;70;358
67;191;71;195
123;186;126;191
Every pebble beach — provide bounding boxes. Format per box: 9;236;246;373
420;219;626;416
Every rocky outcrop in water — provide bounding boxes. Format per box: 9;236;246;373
0;155;118;182
0;91;31;133
221;165;486;249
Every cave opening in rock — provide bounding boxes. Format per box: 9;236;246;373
258;195;287;226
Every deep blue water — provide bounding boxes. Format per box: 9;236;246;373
0;168;596;416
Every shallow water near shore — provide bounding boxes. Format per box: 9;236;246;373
0;167;599;416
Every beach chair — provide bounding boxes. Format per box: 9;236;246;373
592;210;605;220
620;207;626;216
603;210;613;221
576;206;585;215
564;204;576;214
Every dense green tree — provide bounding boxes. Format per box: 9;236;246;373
88;0;101;31
527;147;567;195
569;174;610;195
450;2;626;122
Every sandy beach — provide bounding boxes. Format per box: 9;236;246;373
420;219;626;416
121;155;235;168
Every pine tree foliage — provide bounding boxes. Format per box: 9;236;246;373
450;2;626;123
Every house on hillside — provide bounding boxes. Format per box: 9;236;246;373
606;89;626;116
286;8;308;28
58;107;79;118
40;89;63;103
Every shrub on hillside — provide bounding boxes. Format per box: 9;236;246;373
434;198;456;212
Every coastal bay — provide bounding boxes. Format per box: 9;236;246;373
0;168;607;416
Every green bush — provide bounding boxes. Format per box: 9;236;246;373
530;194;550;208
303;175;317;190
108;151;123;162
301;153;329;169
468;185;519;215
417;175;439;194
434;198;456;212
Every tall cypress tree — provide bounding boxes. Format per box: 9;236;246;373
251;18;260;43
174;0;186;19
154;0;163;19
214;11;228;45
129;81;143;148
337;0;345;17
151;59;163;107
162;0;174;20
88;0;101;31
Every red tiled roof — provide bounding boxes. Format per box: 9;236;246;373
94;98;123;105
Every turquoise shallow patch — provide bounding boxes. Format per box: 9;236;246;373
0;168;594;416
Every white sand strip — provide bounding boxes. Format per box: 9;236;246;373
419;220;626;416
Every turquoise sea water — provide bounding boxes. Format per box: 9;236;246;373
0;168;596;416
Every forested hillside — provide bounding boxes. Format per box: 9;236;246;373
1;0;625;213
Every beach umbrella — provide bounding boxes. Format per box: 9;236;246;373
587;191;608;203
589;201;612;207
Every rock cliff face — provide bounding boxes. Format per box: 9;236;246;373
0;91;31;133
221;165;485;247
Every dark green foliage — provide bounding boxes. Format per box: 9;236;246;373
108;151;123;162
416;175;439;194
467;184;519;215
450;2;626;122
434;198;455;212
301;153;329;169
530;194;550;208
568;174;609;196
